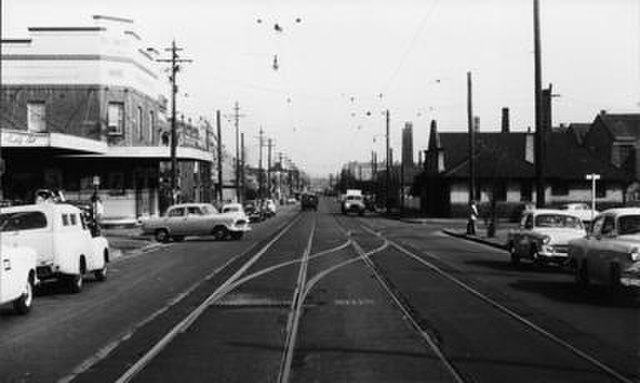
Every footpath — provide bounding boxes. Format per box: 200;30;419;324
102;226;162;260
401;216;516;250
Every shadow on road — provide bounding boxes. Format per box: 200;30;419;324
465;259;570;275
509;279;639;308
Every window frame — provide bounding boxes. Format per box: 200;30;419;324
107;102;125;136
27;101;47;132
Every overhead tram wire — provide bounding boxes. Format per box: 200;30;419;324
380;0;440;96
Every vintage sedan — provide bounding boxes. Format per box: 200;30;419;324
559;202;599;224
507;209;586;266
568;208;640;289
142;203;250;242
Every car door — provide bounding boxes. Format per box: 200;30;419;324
186;206;209;235
584;215;609;283
166;207;187;235
0;251;16;303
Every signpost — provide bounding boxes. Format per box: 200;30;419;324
585;173;601;223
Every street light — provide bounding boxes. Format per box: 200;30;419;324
585;173;601;223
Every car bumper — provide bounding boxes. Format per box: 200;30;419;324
621;262;640;287
538;246;569;262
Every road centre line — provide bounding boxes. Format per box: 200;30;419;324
358;224;634;383
110;215;302;383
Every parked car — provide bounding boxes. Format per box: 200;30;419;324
568;208;640;289
507;209;586;266
0;203;109;293
243;200;264;223
0;245;37;314
559;202;599;224
221;203;248;219
141;203;250;242
301;193;319;211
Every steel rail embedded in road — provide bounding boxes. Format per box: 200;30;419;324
277;216;317;383
354;219;635;383
112;214;303;383
334;216;467;383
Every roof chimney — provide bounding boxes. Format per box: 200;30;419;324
501;107;510;133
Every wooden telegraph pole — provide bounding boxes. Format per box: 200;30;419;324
158;40;192;204
467;71;476;203
534;0;545;208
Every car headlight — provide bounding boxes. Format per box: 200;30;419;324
542;236;551;245
630;248;640;262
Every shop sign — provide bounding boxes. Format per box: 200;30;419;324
2;131;49;147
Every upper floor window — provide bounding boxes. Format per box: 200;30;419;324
148;111;155;144
27;102;46;132
108;103;124;135
138;106;144;141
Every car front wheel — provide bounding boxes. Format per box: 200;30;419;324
155;229;170;243
213;226;229;241
508;242;520;266
575;261;590;287
13;278;33;315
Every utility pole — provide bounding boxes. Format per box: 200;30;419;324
467;71;476;204
385;109;391;215
278;152;284;203
267;139;274;198
158;40;192;204
534;0;545;208
240;132;245;202
258;127;264;198
216;110;223;201
228;101;245;202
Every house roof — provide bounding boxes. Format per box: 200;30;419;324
432;131;628;182
567;123;591;145
597;113;640;140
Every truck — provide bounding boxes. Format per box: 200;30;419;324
342;189;366;216
0;203;110;293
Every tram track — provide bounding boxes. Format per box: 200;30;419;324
335;214;636;383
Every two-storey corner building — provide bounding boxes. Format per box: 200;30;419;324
1;15;214;223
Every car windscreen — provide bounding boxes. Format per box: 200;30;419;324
617;215;640;235
0;211;48;231
346;196;362;201
223;206;240;212
534;214;583;229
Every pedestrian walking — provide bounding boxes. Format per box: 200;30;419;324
467;200;478;235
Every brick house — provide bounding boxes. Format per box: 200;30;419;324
419;122;628;218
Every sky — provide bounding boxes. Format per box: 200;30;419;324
3;0;639;177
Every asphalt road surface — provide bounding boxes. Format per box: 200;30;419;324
1;198;638;382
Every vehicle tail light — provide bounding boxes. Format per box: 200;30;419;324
630;249;640;262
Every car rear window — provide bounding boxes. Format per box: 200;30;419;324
0;211;48;231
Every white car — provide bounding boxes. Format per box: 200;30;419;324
142;203;251;242
507;209;586;265
221;203;247;218
0;245;37;314
569;208;640;289
559;202;599;223
0;203;110;293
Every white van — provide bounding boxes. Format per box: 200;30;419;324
0;203;109;293
0;245;37;314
